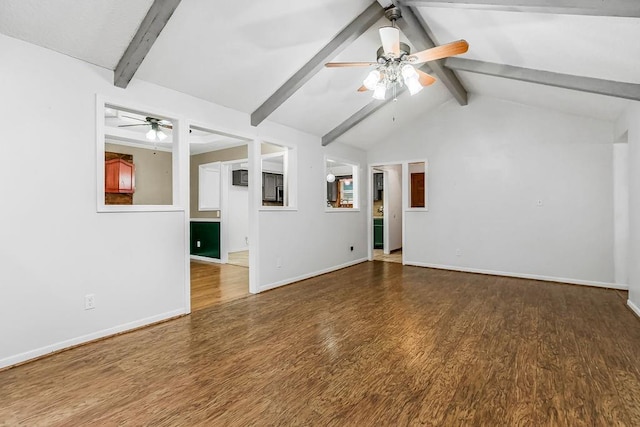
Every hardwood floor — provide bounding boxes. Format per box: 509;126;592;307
227;250;249;268
190;260;249;311
2;262;640;425
373;248;403;263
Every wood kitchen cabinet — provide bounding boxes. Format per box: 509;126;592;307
105;159;135;194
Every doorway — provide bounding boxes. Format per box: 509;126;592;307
188;125;252;311
370;164;403;264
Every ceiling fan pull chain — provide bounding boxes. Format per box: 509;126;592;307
392;85;397;122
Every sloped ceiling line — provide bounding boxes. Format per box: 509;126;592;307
401;0;640;18
114;0;182;88
322;88;406;146
250;1;386;127
446;57;640;102
394;1;468;106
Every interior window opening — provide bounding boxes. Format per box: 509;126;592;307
102;104;175;207
326;158;359;210
261;142;293;208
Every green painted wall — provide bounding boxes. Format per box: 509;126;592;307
190;222;220;259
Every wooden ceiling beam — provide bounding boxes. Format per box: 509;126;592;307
250;2;386;127
446;57;640;101
114;0;182;89
400;0;640;17
322;64;435;146
394;1;468;106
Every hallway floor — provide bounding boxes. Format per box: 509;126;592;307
373;248;403;263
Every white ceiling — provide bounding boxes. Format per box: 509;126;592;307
1;1;638;150
415;7;640;84
0;0;153;69
135;0;373;113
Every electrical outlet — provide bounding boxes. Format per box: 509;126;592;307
196;240;201;248
350;245;354;252
455;249;462;257
276;256;282;268
85;294;96;310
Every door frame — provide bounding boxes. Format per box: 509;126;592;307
220;158;250;265
367;162;405;263
186;120;257;307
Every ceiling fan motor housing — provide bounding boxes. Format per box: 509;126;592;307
377;42;410;62
384;6;402;23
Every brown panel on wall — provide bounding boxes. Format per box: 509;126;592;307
411;172;425;208
105;152;133;205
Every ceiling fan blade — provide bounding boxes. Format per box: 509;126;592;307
410;40;469;64
159;123;173;129
416;70;436;87
379;26;400;57
325;62;376;68
121;115;149;123
118;124;149;127
357;85;369;92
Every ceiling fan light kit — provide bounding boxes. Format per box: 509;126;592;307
325;6;469;102
363;69;382;91
117;115;172;142
146;127;167;141
373;83;387;100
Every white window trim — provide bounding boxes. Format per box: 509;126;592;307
258;140;298;211
404;159;429;212
324;155;360;212
96;94;184;213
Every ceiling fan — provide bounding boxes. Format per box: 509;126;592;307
118;116;172;141
325;8;468;100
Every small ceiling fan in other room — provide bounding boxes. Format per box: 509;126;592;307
118;116;173;141
325;7;468;100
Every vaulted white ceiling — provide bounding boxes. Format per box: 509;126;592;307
0;0;153;69
417;7;640;83
1;0;638;150
135;0;373;113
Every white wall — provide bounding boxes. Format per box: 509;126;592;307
617;104;640;314
613;142;629;286
254;130;368;292
384;165;403;253
0;33;367;368
368;95;616;286
227;173;249;253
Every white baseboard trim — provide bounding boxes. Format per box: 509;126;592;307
259;258;368;293
190;255;222;264
628;300;640;318
404;261;628;291
0;308;186;370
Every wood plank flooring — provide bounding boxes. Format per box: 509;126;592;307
373;248;403;263
2;261;640;426
227;250;249;268
190;260;249;312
